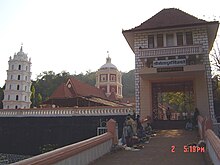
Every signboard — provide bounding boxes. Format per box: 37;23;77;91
153;59;186;68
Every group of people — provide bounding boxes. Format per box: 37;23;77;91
120;107;200;148
121;114;154;148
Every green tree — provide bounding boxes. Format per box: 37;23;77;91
75;70;96;86
36;93;42;107
122;69;135;98
28;69;135;107
33;71;71;102
161;92;194;113
30;85;36;108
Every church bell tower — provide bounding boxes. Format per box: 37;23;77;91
3;45;32;109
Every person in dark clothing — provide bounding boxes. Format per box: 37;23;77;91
136;115;144;140
193;108;199;127
185;118;193;131
166;107;171;120
136;115;143;130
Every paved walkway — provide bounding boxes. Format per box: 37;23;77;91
90;130;212;165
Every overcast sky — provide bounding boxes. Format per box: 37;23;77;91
0;0;220;87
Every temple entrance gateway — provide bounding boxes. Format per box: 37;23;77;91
152;81;194;121
123;8;219;123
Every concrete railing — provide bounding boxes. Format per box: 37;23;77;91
139;45;203;58
213;123;220;138
0;106;134;117
205;129;220;165
12;119;118;165
198;115;220;165
198;115;205;139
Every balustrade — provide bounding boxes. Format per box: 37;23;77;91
197;115;220;164
140;45;203;58
0;106;134;117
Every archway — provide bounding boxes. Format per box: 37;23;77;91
152;81;194;121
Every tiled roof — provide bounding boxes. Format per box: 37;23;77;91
84;97;122;106
121;97;135;104
68;77;107;98
47;76;127;107
124;8;211;32
49;76;106;99
108;92;118;101
50;83;73;99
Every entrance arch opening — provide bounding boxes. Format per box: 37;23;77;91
152;81;194;121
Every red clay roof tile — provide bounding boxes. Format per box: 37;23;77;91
68;77;107;98
108;92;117;101
50;83;73;99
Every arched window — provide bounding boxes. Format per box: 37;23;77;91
17;85;20;90
25;96;27;101
16;95;19;101
12;65;14;70
25;76;27;81
15;105;18;109
8;95;10;100
18;75;20;80
9;84;12;89
26;66;28;71
18;65;21;70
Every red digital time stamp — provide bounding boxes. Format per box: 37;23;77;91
183;145;205;153
171;145;205;153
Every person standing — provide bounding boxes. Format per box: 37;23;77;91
193;108;199;127
166;107;171;120
124;115;134;147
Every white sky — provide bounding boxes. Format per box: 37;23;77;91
0;0;220;87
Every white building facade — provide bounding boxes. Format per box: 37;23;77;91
3;46;32;109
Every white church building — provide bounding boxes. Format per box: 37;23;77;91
3;46;32;109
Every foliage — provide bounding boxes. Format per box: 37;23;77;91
0;70;135;108
31;71;71;107
160;92;194;113
30;70;134;107
36;93;43;107
210;42;220;78
0;87;4;109
210;41;220;102
122;69;135;98
30;85;36;108
75;70;96;86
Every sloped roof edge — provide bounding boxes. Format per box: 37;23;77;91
123;8;218;33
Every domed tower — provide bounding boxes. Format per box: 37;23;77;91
3;45;32;109
96;54;123;100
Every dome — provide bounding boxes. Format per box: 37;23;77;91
100;56;117;70
13;45;28;61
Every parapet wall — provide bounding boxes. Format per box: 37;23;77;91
12;119;117;165
198;115;220;165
